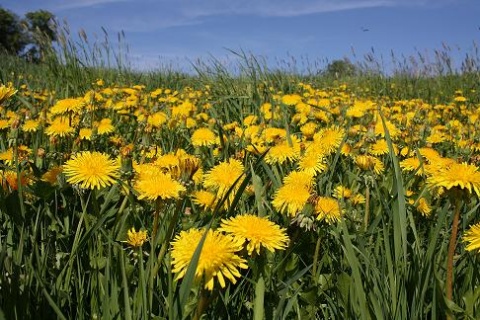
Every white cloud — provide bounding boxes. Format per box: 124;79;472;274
177;0;394;18
92;0;396;32
109;0;456;32
56;0;131;10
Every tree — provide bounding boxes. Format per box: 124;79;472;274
0;7;28;55
24;10;57;61
325;59;357;78
0;7;57;61
25;10;57;42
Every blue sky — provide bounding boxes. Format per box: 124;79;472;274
2;0;479;72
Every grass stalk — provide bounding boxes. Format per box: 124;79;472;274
312;234;322;281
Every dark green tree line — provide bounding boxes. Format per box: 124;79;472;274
0;7;56;62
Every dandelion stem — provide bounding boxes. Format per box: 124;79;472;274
193;287;210;320
254;275;266;320
152;198;162;243
138;247;148;318
312;234;322;281
364;183;370;231
446;196;461;318
92;188;100;216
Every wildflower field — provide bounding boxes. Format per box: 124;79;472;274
1;51;480;319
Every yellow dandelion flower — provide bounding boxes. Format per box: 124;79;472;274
313;126;345;155
134;172;186;201
300;122;317;139
416;197;432;217
222;121;237;131
262;127;285;142
265;137;301;165
281;94;302;106
63;151;120;190
50;98;84;115
192;167;203;185
109;135;124;146
243;115;257;126
185;117;195;129
42;166;63;185
427;162;480;196
260;103;274;120
272;183;310;217
315;197;342;224
177;154;200;181
139;146;161;160
45;118;75;138
134;163;161;180
341;143;352;156
295;102;311;115
203;158;244;198
355;155;385;175
0;149;13;165
369;139;397;156
0;145;29;166
424;156;457;176
346;100;375;118
418;147;442;163
349;124;367;136
79;128;93;140
125;228;148;248
298;145;328;176
22;119;40;132
246;137;267;155
16;145;31;160
312;110;329;123
191;127;217;147
171;228;248;290
196;112;210;123
282;170;315;189
147;111;168;128
0;84;17;103
374;120;400;140
426;132;447;144
219;214;289;255
2;170;31;191
0;119;9;130
172;101;195;119
400;157;422;172
400;147;411;157
96;118;115;135
333;186;352;199
350;193;366;205
155;153;179;170
84;90;104;103
346;106;366;118
192;189;217;209
292;112;308;125
463;223;480;252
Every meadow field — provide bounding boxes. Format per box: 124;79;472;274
1;42;480;319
